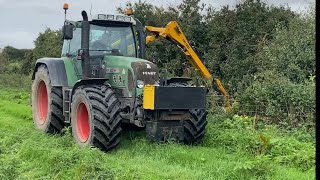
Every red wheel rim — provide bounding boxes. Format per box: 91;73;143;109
37;80;48;124
76;102;90;142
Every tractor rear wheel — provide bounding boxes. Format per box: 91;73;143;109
169;82;208;144
146;109;207;144
183;109;208;144
31;65;65;133
71;85;122;151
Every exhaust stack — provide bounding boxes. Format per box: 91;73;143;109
81;11;90;79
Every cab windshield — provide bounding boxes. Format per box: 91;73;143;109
63;24;136;57
90;25;136;57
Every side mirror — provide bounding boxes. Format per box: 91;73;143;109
62;24;73;40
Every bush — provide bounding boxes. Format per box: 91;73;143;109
258;11;315;84
239;70;315;129
1;46;30;62
20;29;62;74
0;73;31;91
235;7;315;129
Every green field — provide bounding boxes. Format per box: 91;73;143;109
0;75;315;179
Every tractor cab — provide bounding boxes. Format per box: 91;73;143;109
62;13;145;59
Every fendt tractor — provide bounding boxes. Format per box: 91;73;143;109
31;4;230;151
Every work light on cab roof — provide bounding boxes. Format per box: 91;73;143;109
93;14;132;23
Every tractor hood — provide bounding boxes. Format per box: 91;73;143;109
103;56;159;97
104;55;151;64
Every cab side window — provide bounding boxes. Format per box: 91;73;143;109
69;28;82;56
61;28;82;57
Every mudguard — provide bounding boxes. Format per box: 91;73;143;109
32;58;68;87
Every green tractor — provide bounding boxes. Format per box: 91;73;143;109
31;9;208;151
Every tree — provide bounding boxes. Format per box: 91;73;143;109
203;0;295;94
21;28;63;74
1;46;30;62
238;7;315;128
0;52;8;73
32;29;63;61
256;10;315;83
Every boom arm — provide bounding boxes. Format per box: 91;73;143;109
146;21;211;79
145;21;231;107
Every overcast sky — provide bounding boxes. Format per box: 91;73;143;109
0;0;314;49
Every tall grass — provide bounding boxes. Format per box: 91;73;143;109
0;74;315;179
0;93;315;179
0;73;31;91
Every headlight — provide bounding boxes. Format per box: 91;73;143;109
137;80;144;88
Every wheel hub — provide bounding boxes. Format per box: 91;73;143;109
76;102;90;142
37;80;48;124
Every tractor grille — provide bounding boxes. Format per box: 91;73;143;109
131;61;159;85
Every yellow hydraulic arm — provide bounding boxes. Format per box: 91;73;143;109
145;21;231;107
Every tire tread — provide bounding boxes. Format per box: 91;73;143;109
77;85;122;151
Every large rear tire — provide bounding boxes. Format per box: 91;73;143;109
71;85;122;151
146;109;207;144
31;65;65;133
183;109;208;144
169;82;208;144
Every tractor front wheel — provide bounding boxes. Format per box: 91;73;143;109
71;85;122;151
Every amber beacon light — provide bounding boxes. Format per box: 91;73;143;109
63;3;69;10
125;9;132;16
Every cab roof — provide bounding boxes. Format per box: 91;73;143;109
66;14;136;26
